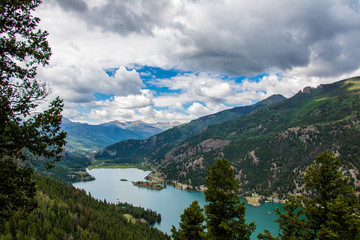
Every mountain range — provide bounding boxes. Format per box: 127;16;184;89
93;77;360;199
33;119;180;182
93;94;286;164
61;118;181;153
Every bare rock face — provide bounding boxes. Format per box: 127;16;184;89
249;151;260;165
302;86;313;93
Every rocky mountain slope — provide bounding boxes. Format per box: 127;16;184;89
154;77;360;198
94;77;360;199
93;94;286;163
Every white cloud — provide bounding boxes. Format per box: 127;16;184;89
94;90;153;109
33;0;360;124
138;107;195;123
188;102;212;116
190;77;233;104
38;64;144;103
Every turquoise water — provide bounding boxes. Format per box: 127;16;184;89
73;168;281;239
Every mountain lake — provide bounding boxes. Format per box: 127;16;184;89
73;168;282;239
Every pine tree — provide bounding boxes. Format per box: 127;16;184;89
260;196;310;240
171;200;205;240
205;158;256;240
303;151;360;239
258;152;360;239
0;158;36;218
0;0;66;217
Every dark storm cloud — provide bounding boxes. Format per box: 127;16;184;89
53;0;169;35
51;0;360;77
55;0;88;12
170;0;360;76
178;29;311;75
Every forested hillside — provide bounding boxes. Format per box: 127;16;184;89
93;94;285;164
94;77;360;199
0;174;169;240
156;77;360;198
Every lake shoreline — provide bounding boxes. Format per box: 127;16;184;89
132;181;166;190
244;195;285;207
73;167;283;238
82;166;285;207
146;171;285;207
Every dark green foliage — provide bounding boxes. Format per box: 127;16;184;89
258;152;360;239
0;174;170;240
0;0;66;217
271;197;310;240
257;230;279;240
205;158;256;240
302;152;360;239
0;158;36;218
0;0;66;165
117;202;161;224
171;201;205;240
173;159;256;239
29;150;95;183
0;0;50;80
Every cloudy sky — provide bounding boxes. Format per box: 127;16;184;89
35;0;360;124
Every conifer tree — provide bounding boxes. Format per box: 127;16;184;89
258;152;360;239
171;200;205;240
303;151;360;239
0;0;66;217
205;158;256;240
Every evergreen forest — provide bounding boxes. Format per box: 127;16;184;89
0;173;169;240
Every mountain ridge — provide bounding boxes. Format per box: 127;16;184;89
62;118;178;153
93;94;286;163
153;77;360;198
94;77;360;199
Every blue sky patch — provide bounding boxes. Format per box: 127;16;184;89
94;92;114;101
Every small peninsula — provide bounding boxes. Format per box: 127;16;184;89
132;181;166;190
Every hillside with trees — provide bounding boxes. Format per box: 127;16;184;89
93;94;285;164
93;77;360;199
173;154;360;240
156;77;360;198
0;174;169;239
